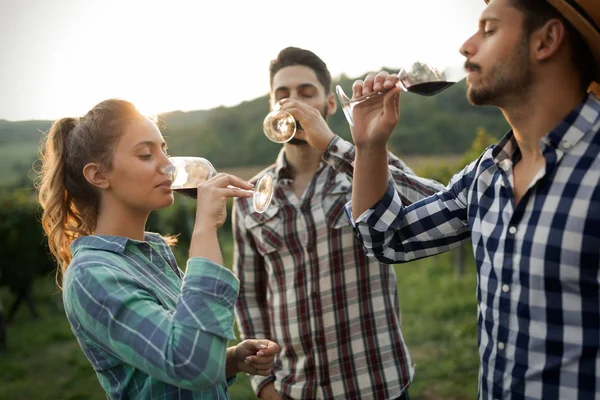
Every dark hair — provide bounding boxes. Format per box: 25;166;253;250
37;99;145;275
269;47;332;94
511;0;596;91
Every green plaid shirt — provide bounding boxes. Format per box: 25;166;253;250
62;233;239;399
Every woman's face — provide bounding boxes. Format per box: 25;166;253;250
104;117;174;212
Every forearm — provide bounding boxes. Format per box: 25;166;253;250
225;346;239;378
189;228;223;266
352;144;390;219
154;259;239;384
350;182;470;264
257;381;279;399
69;260;239;390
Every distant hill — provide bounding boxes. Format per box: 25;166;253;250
0;72;509;188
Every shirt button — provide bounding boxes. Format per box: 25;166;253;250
562;140;571;149
502;284;510;293
498;342;505;350
330;144;338;152
508;226;517;235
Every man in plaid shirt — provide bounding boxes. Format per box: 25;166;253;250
346;0;600;399
232;47;444;400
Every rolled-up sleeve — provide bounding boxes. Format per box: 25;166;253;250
345;161;477;263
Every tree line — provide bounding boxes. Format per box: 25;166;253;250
0;71;509;188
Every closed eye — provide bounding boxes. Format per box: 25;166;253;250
299;86;317;98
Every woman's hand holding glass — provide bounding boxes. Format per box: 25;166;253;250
193;173;253;231
167;156;273;214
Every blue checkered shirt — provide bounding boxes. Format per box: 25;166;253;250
346;93;600;399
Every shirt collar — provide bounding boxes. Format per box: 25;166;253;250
544;92;600;151
274;146;326;181
274;147;292;180
492;92;600;169
71;232;165;257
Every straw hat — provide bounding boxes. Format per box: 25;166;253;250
484;0;600;96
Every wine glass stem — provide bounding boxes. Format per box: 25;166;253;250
351;90;386;106
226;185;255;194
352;81;408;106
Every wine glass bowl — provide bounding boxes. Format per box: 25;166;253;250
170;157;215;191
263;110;297;143
168;156;274;214
251;171;274;213
336;59;467;126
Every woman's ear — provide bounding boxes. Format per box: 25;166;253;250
82;162;110;190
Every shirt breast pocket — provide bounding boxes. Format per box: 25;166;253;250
244;205;284;257
323;176;352;230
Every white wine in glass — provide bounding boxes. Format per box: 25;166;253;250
262;101;302;143
168;156;274;214
336;59;467;126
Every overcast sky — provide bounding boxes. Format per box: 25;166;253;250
0;0;486;121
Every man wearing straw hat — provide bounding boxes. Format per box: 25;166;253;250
344;0;600;398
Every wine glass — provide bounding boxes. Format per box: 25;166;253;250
167;156;274;214
336;58;467;126
262;102;298;143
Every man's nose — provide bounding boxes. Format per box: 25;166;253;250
288;90;301;101
460;33;477;58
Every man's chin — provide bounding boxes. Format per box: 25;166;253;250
467;88;488;106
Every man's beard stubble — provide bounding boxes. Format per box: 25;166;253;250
466;38;532;107
287;138;309;146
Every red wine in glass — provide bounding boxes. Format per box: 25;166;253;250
336;59;467;126
406;81;454;96
168;156;274;213
173;188;198;198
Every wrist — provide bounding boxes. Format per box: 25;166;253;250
189;229;223;264
258;381;277;398
316;131;336;153
225;346;239;378
355;143;388;156
193;215;220;232
191;226;218;239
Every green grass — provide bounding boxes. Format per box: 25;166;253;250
0;237;478;400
